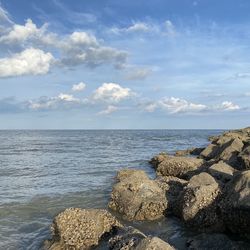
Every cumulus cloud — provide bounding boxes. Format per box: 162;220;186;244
92;83;133;103
0;48;54;77
0;18;128;75
126;68;152;80
142;97;241;114
158;97;207;113
28;93;83;111
69;31;98;47
98;105;118;115
219;101;240;111
72;82;86;92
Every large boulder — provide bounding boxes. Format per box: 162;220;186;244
151;154;204;179
237;145;250;170
109;169;167;221
109;227;175;250
45;208;121;250
178;173;223;231
200;128;250;168
186;233;250;250
200;137;244;167
207;161;236;183
219;170;250;239
155;176;188;215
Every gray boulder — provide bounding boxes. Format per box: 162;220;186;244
156;176;187;215
109;169;167;221
178;173;224;231
238;146;250;170
109;227;175;250
186;233;249;250
45;208;121;250
151;154;204;179
219;170;250;239
208;161;236;183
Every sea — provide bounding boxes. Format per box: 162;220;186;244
0;129;223;250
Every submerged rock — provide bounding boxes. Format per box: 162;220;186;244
109;169;167;221
45;208;121;250
178;172;223;231
109;227;175;250
151;154;204;179
219;170;250;239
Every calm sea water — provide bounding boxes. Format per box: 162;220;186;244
0;130;222;250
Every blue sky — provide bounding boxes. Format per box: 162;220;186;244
0;0;250;129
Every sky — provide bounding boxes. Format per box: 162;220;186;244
0;0;250;129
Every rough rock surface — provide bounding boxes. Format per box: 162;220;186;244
109;227;175;250
45;208;121;250
200;128;250;168
208;161;236;183
186;233;249;250
151;155;204;179
175;147;205;157
219;170;250;239
109;169;167;221
136;237;175;250
178;173;223;231
156;176;187;214
109;227;146;250
238;146;250;170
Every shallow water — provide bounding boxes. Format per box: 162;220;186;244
0;129;222;250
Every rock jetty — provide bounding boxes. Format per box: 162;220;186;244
44;127;250;249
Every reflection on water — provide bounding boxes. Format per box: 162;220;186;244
0;130;221;250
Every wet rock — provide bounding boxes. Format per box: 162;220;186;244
186;233;249;250
149;152;168;169
238;146;250;170
151;154;204;179
156;176;188;215
219;170;250;239
178;172;223;231
175;148;205;157
109;227;175;250
109;227;146;250
45;208;121;250
109;169;167;221
136;236;175;250
208;161;236;183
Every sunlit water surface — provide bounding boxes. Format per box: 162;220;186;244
0;130;222;250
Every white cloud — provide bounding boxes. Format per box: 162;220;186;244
0;19;128;71
28;93;82;111
127;22;150;33
126;68;152;80
72;82;86;92
69;31;98;47
0;48;54;77
219;101;240;111
159;97;207;113
0;19;55;45
164;20;176;37
98;105;118;115
92;83;133;103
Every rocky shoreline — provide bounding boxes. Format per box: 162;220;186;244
44;127;250;250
